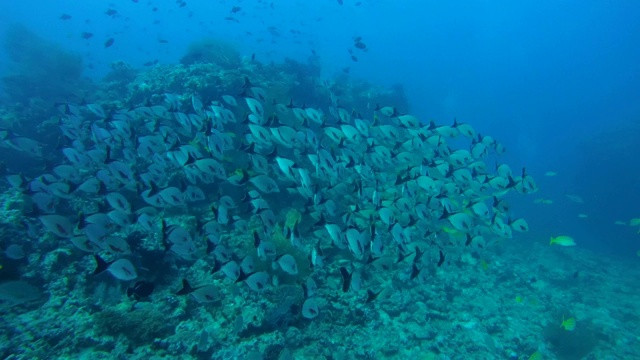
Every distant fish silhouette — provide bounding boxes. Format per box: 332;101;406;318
127;280;154;301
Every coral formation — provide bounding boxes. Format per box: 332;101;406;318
2;24;89;104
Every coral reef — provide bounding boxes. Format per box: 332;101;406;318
180;38;242;70
1;36;635;360
2;24;89;105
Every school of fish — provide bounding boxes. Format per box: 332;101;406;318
1;75;538;319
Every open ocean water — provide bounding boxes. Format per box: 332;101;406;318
0;1;639;359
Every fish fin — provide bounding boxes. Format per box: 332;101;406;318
339;267;352;292
366;289;381;303
93;254;111;275
176;279;193;295
410;263;421;280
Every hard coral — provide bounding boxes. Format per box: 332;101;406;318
180;38;241;70
2;24;87;104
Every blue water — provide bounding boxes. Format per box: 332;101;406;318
1;1;639;359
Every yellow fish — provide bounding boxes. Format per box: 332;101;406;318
441;226;458;234
629;218;640;226
542;199;554;205
561;315;576;331
515;295;523;303
550;236;576;247
480;259;489;271
544;171;557;177
528;351;542;360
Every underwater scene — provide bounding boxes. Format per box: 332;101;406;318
1;1;639;359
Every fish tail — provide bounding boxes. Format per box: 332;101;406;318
176;279;193;295
93;254;109;275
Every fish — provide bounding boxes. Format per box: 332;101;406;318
104;38;114;48
39;215;74;238
561;315;576;331
81;32;94;39
550;236;576;246
303;277;318;298
93;254;137;281
0;38;541;346
410;263;422;280
127;281;155;301
565;194;584;203
528;351;542;360
339;267;352;292
437;250;445;267
243;271;269;291
509;218;529;232
354;41;367;50
275;254;298;276
480;259;489;271
365;288;383;303
301;298;319;319
59;14;72;20
4;244;26;260
176;279;220;303
544;171;557;176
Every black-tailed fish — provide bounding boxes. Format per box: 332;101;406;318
93;255;138;281
301;298;319;319
275;254;298;276
176;279;220;303
127;280;155;301
244;271;269;291
39;214;74;238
